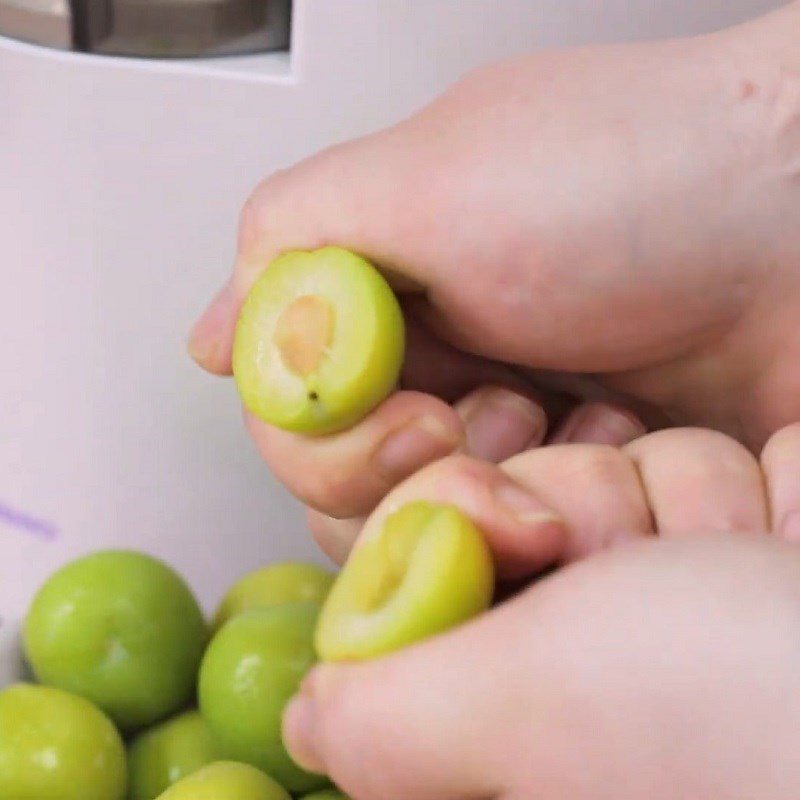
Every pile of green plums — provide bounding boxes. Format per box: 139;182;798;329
0;553;347;799
0;249;496;799
0;505;492;800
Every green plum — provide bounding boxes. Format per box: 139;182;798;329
315;501;494;662
24;550;207;730
0;683;126;800
128;709;220;799
301;792;350;800
198;604;329;793
155;761;290;800
232;246;405;435
212;562;335;632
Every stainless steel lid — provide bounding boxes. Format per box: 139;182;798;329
0;0;290;57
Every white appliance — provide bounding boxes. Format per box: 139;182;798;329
0;0;782;683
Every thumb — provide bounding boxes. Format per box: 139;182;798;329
282;593;547;800
187;126;430;376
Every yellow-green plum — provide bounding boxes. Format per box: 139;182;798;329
155;761;290;800
232;247;405;435
315;501;494;662
128;710;220;800
212;562;335;633
0;683;126;800
24;550;207;730
198;604;329;793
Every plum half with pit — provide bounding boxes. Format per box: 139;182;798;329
232;247;405;435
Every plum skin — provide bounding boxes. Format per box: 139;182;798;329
0;683;127;800
127;710;220;800
233;247;405;435
198;604;330;793
154;761;290;800
23;550;207;731
211;562;334;633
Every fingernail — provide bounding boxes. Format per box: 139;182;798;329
462;389;546;461
187;280;236;365
495;481;563;526
555;404;645;446
781;511;800;542
376;416;461;482
282;693;325;774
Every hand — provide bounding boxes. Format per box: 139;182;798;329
281;424;800;800
303;395;643;565
189;2;800;523
285;536;800;800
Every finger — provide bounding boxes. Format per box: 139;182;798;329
760;423;800;541
246;391;463;519
399;304;573;424
455;385;547;462
283;590;541;800
548;402;646;445
359;453;567;580
302;387;546;564
304;384;547;563
625;428;768;537
302;383;545;562
400;311;524;402
188;128;432;375
500;443;653;560
306;509;364;566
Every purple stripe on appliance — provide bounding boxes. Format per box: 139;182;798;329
0;501;58;540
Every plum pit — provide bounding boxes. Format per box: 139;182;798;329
273;295;334;378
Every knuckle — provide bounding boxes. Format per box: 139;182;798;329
247;424;364;517
236;180;268;254
745;65;800;183
563;444;635;490
761;422;800;467
236;170;289;255
447;59;511;98
428;453;489;493
629;426;753;462
386;453;494;520
301;470;364;518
